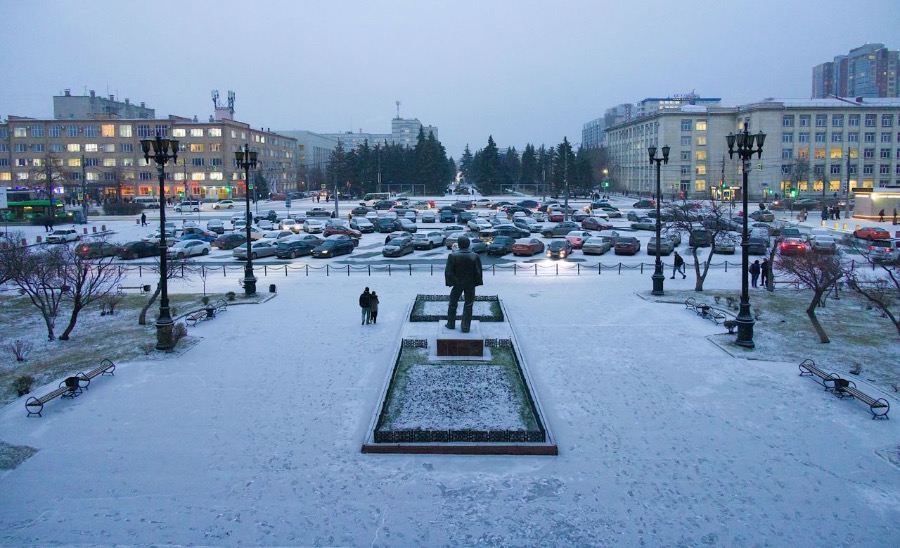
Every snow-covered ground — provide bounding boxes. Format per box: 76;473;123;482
0;200;899;545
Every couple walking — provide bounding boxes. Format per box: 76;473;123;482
358;287;380;325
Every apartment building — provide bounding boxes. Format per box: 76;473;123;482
813;43;900;99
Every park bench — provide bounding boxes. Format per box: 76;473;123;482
834;380;891;420
185;299;227;326
117;284;151;295
798;359;890;419
685;297;727;325
25;377;81;417
76;358;116;390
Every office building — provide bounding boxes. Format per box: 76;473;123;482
813;43;900;99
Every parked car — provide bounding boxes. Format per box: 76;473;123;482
487;236;515;256
279;218;302;233
633;199;655;208
233;239;279;260
75;241;119;259
441;225;467;237
581;217;612;231
46;228;80;243
745;237;769;255
312;237;355;258
474;198;492;208
596;205;623;218
292;233;325;247
350;217;375;233
468;218;493;232
323;224;362;239
439;209;457;223
630;217;656;231
350;206;373;217
511;237;545;256
514;217;542;233
749;209;775;222
614;236;641;255
412;231;444;249
275;239;315;259
118;240;157;259
688;228;711;248
596;230;621;246
179;232;218;244
712;235;736;254
304;219;327;234
546;211;566;223
581;237;612;256
647;237;675;256
167;240;211;259
396;218;418;233
809;235;838;253
456;211;475;223
779;238;808;255
212;200;235;209
444;231;477;250
546;239;574;259
373;199;395;210
542;221;582;238
256;219;275;230
382;237;416;257
261;230;295;244
493;224;531;240
867;238;899;263
853;226;890;241
212;233;247;250
205;219;226;234
565;230;594;249
420;210;437;223
626;211;642;222
454;237;489;253
780;227;802;240
174;200;202;212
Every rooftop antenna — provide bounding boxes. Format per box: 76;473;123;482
211;90;220;110
396;100;400;119
227;91;235;115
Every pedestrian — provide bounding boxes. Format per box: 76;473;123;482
878;208;885;222
140;212;147;227
359;287;371;325
749;260;761;288
821;207;828;222
671;251;686;279
43;217;50;232
760;258;770;287
893;208;897;225
369;291;379;324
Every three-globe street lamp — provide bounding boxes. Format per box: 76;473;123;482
235;144;258;296
140;133;180;351
648;144;670;296
726;122;766;348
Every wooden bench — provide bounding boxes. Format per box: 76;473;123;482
685;297;727;325
834;380;891;420
76;358;116;390
117;284;150;294
25;377;81;417
798;359;844;392
685;297;699;312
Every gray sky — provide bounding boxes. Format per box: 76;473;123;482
1;0;898;159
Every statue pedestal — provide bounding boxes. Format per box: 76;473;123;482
435;322;485;358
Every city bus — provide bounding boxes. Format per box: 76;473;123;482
1;195;67;222
361;192;391;207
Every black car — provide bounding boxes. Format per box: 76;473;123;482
212;233;247;250
311;238;354;258
382;237;415;257
456;211;475;223
487;236;515;256
439;210;456;223
118;241;158;259
542;221;582;238
373;200;395;210
546;239;574;259
75;241;120;259
494;225;530;239
275;239;314;259
503;205;532;216
350;206;373;217
375;217;400;233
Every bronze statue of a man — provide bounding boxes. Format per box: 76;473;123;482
444;235;483;333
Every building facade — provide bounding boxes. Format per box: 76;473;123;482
0;114;297;202
813;43;900;99
53;89;155;120
604;98;900;202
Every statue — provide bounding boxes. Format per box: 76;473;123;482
444;236;483;333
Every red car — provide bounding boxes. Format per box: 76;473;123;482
323;225;362;239
779;238;808;255
581;217;613;231
853;226;890;240
547;211;566;222
511;238;545;256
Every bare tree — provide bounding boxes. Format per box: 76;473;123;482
775;251;843;343
0;231;26;286
843;240;900;337
8;245;68;340
57;241;126;340
138;257;200;325
663;197;736;291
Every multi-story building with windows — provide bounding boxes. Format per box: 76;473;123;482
53;89;155;120
0;111;297;202
604;97;900;213
813;43;900;99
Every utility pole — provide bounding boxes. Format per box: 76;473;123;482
844;147;851;219
81;155;87;223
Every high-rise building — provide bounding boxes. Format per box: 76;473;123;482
812;43;900;98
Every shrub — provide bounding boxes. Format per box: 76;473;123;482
225;291;236;301
13;375;35;397
172;322;188;344
4;339;33;362
201;296;211;306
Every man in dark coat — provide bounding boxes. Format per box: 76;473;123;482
444;236;483;333
359;287;371;325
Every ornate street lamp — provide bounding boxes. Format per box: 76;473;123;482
648;144;670;296
726;122;766;348
140;133;179;351
235;144;258;295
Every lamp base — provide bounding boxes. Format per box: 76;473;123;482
651;264;665;296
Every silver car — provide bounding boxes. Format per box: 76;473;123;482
581;237;612;255
647;237;675;256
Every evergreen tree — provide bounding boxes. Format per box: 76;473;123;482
473;136;502;195
520;144;537;188
459;145;473;184
501;147;520;192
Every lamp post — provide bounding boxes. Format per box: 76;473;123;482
726;122;766;348
140;133;180;351
235;144;258;295
648;145;670;296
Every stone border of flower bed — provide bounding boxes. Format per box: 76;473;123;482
409;294;504;323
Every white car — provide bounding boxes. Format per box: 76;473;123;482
420;211;437;223
256;219;274;230
467;218;492;231
412;231;445;249
350;217;375;233
261;230;295;243
474;198;492;208
304;219;327;233
232;239;279;260
212;200;235;209
581;237;612;255
46;228;80;243
166;240;211;259
279;218;301;233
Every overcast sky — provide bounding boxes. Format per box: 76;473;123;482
1;0;898;158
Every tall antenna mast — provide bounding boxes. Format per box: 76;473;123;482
395;100;400;119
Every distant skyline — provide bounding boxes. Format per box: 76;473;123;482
1;0;898;158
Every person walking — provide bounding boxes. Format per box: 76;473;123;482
140;212;147;227
671;251;686;279
749;260;761;288
369;291;380;324
878;208;885;222
893;208;897;225
358;287;371;325
760;258;770;288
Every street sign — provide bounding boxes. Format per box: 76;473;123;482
285;198;291;208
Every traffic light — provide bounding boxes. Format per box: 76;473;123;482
790;189;798;198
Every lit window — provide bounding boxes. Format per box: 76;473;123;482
0;173;10;181
695;121;707;131
830;148;842;159
696;136;706;146
190;143;205;153
695;166;706;175
814;148;825;159
85;143;98;152
210;172;224;180
122;158;134;167
103;158;116;167
191;128;203;137
67;158;81;167
210;143;222;152
172;129;187;137
119;125;133;138
101;124;115;137
192;172;206;181
209;128;222;137
694;180;705;191
695;150;707;161
67;143;81;152
13;127;26;137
